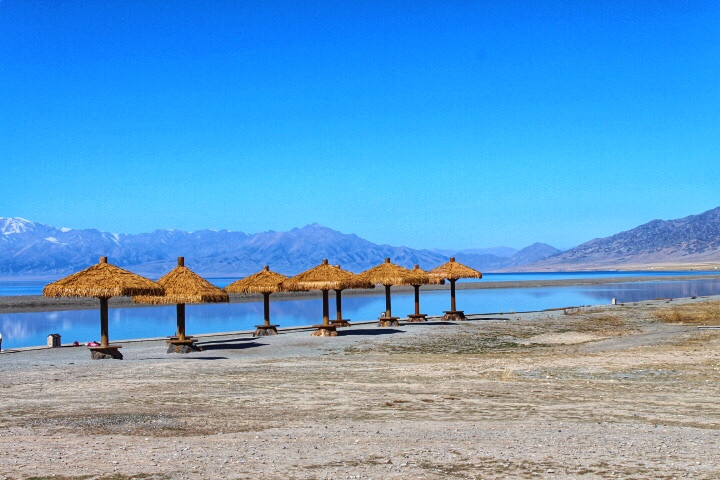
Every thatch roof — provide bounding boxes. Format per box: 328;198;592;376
428;257;483;281
410;264;445;285
358;258;428;286
282;259;374;291
43;256;163;299
133;257;229;305
224;265;288;294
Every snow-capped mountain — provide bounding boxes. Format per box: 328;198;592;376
0;218;449;279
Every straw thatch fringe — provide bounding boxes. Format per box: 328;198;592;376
43;260;163;298
224;265;288;294
428;257;483;281
133;265;228;305
411;264;445;285
358;258;428;286
283;259;373;292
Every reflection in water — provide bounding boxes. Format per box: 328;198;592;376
1;279;719;349
3;270;720;296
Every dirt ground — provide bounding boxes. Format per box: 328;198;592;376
1;297;719;479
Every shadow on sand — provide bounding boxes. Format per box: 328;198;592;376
176;356;229;360
197;340;265;351
339;328;405;336
405;321;458;326
195;337;256;346
465;316;511;322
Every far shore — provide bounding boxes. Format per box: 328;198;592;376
1;273;718;314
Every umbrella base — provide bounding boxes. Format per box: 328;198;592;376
89;345;123;360
378;316;400;327
167;335;197;341
166;338;202;354
331;319;351;327
254;325;279;337
406;313;428;322
443;310;466;321
311;325;338;337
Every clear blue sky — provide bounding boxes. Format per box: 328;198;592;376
1;1;719;251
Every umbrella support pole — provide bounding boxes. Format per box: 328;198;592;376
378;284;399;326
166;302;202;352
255;293;279;336
331;289;351;327
406;285;427;321
89;297;124;359
313;290;338;336
442;280;466;320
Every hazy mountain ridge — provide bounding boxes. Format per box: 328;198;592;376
454;243;562;271
0;218;559;279
529;207;720;269
0;219;449;278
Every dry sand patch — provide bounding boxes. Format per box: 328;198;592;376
1;298;719;479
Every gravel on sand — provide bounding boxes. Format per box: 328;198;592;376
1;296;719;479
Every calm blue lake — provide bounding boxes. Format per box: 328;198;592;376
1;275;719;349
2;270;719;296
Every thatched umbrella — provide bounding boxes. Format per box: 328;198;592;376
133;257;228;352
224;265;288;337
283;259;373;336
358;258;426;327
406;264;444;322
43;256;163;359
428;257;482;320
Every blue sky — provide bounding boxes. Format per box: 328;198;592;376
1;1;718;251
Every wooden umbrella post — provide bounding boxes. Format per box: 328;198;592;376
263;293;270;326
331;289;351;328
414;285;420;315
443;278;466;321
253;292;279;336
378;284;400;327
336;289;342;320
450;279;456;312
322;289;329;325
176;303;186;341
312;289;338;336
407;284;428;322
89;296;123;359
100;297;109;347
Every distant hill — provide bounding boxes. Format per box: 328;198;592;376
527;207;720;270
433;246;518;258
453;243;562;272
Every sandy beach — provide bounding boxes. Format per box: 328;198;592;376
1;295;719;479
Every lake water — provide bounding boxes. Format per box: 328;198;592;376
1;275;719;349
2;270;718;296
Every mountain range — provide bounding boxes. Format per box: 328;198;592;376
0;218;558;279
4;206;720;279
526;206;720;270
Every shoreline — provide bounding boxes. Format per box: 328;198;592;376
0;273;718;314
